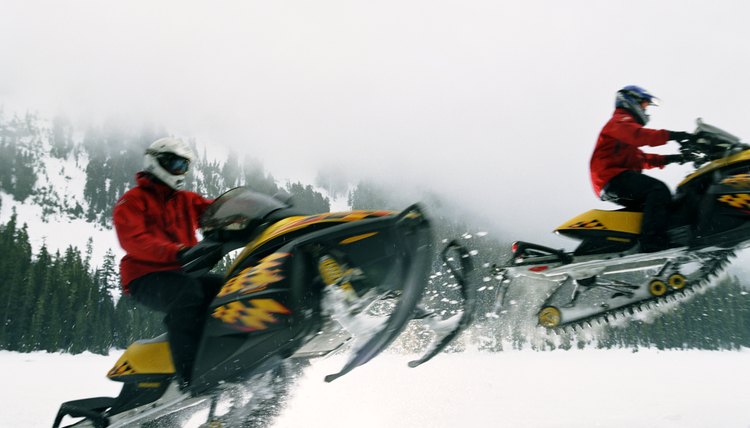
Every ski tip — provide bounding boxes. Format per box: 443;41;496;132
407;360;422;368
324;373;341;383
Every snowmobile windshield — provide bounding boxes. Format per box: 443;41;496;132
200;187;288;233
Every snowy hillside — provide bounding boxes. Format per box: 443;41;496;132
0;113;352;270
0;190;122;269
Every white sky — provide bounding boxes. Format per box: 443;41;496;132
3;0;750;245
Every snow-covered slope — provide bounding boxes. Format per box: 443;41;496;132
0;150;123;269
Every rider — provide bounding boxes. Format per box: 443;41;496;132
113;137;223;387
590;85;694;252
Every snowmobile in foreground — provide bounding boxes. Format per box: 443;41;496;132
53;188;476;428
494;119;750;331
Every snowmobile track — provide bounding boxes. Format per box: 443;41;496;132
548;251;735;334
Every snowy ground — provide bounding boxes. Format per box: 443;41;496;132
3;348;749;428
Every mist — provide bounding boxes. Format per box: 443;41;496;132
3;0;750;246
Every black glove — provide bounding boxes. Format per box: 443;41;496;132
668;131;696;144
663;154;687;165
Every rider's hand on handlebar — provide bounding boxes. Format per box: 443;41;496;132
668;131;696;144
177;241;223;270
663;154;688;165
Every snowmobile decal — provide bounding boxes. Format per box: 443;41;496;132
230;210;394;273
218;253;289;298
107;340;174;378
718;193;750;209
720;173;750;189
339;231;379;244
211;298;292;331
556;210;642;235
679;148;750;187
568;220;606;229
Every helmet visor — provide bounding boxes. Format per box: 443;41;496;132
156;152;190;175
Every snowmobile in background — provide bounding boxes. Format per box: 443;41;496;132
53;188;477;428
493;119;750;330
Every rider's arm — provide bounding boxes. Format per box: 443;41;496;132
642;153;668;170
604;114;670;148
113;194;184;263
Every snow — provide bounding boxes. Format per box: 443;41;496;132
0;191;123;268
3;349;749;428
0;134;125;269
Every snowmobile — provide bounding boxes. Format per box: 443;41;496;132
53;188;477;428
493;119;750;330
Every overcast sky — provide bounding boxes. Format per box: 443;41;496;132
3;0;750;246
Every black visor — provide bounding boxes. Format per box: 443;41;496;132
156;152;190;175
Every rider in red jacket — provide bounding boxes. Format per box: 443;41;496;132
114;137;222;387
114;171;212;292
590;86;694;252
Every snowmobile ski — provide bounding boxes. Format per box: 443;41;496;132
409;240;477;368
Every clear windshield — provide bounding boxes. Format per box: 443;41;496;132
200;187;287;232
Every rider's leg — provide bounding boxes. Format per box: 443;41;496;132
128;271;224;385
604;171;671;252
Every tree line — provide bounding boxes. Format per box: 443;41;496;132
0;111;333;355
0;211;163;354
0;110;748;355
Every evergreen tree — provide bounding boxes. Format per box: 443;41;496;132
241;156;279;196
285;182;330;214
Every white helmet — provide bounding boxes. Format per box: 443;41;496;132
143;137;196;190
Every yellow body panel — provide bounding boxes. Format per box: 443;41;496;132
228;210;394;275
555;209;643;235
107;340;175;379
678;149;750;188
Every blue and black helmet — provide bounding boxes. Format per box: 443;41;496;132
615;85;660;125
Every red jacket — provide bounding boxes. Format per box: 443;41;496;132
113;172;212;293
590;108;671;196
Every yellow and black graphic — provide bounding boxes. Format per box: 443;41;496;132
212;299;292;331
339;231;379;245
556;209;642;235
718;193;750;210
230;211;394;274
219;253;290;298
679;149;750;188
568;220;607;230
107;340;175;378
720;173;750;190
270;211;392;239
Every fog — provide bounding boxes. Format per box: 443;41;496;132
3;0;750;245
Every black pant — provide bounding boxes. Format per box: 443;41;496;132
129;271;224;383
602;171;672;251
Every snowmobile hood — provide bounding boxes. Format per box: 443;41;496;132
227;210;396;277
678;148;750;188
555;209;642;235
